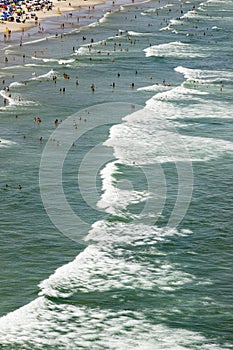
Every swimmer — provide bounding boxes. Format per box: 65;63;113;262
34;117;41;124
63;73;70;80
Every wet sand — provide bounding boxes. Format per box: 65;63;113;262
0;0;105;35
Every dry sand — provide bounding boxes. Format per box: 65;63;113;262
0;0;105;34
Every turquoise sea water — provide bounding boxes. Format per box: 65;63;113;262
0;0;233;348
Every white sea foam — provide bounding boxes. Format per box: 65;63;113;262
31;221;194;306
97;161;151;216
181;135;233;161
170;19;183;26
76;45;111;56
0;1;231;349
99;10;112;23
137;83;172;92
0;219;223;349
30;69;57;81
24;63;41;67
181;10;199;19
206;0;228;3
75;39;109;56
0;89;35;107
9;81;25;88
144;95;233;159
128;31;152;36
0;138;16;147
160;25;171;32
144;41;209;58
86;220;191;245
101;99;233;167
31;56;75;65
76;46;90;55
33;204;195;299
0;293;226;350
104;120;151;165
86;20;98;28
160;18;181;33
32;56;57;63
58;58;75;65
22;37;48;46
37;222;194;300
104;107;190;165
149;84;208;102
212;26;222;30
2;65;25;70
149;92;233;120
38;245;156;298
175;66;233;83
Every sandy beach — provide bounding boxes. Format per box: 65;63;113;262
0;0;105;35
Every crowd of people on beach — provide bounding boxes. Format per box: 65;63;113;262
0;0;53;24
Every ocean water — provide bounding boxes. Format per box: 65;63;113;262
0;0;233;348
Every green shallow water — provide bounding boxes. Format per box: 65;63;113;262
0;0;233;348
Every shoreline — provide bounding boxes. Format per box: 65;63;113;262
0;0;106;36
0;0;140;50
